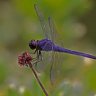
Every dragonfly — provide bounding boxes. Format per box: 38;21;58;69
29;4;96;82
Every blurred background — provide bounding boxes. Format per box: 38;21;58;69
0;0;96;96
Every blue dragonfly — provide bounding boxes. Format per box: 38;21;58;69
29;4;96;82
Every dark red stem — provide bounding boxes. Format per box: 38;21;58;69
28;62;49;96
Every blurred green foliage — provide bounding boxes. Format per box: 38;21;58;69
0;0;96;96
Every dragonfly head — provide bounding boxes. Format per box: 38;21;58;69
29;40;37;50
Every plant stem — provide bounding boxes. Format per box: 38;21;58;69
29;62;49;96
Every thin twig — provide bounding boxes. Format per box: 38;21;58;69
28;62;49;96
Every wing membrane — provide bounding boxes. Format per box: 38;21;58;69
48;17;65;83
34;4;50;39
34;4;65;83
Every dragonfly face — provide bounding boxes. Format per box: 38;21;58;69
29;40;37;50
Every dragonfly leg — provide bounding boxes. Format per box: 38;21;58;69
32;60;40;66
37;50;40;59
32;57;39;67
32;51;41;66
32;58;41;73
35;50;42;61
32;58;38;61
39;50;43;61
33;49;38;54
29;49;37;54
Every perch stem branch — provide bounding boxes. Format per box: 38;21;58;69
29;62;49;96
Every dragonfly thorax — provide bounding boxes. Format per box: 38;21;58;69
29;40;38;50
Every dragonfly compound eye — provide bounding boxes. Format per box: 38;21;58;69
29;40;36;49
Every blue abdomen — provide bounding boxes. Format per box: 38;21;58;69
53;45;96;59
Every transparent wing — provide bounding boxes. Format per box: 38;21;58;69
48;17;64;45
48;17;65;83
34;51;51;72
34;4;54;73
34;4;65;83
48;17;55;43
48;17;56;83
34;4;51;39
